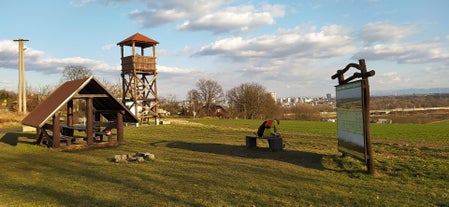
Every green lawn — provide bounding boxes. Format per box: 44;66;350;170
0;119;448;206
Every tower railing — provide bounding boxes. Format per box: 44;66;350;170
121;55;156;74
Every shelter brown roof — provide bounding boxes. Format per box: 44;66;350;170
117;33;159;48
22;76;138;128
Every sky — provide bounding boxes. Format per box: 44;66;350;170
1;0;448;100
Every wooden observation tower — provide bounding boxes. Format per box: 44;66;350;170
117;33;159;124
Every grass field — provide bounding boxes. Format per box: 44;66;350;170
0;118;448;206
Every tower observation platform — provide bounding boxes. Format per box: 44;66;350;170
117;33;159;124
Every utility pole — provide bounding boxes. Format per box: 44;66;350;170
14;39;28;113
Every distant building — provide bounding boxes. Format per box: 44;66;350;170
377;118;392;124
270;92;277;103
304;98;313;103
326;93;332;102
293;97;300;104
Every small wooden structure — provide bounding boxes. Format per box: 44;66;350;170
22;76;138;148
117;33;159;124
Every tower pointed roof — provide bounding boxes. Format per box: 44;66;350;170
117;33;159;48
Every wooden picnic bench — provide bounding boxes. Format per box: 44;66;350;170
37;124;75;147
245;135;283;151
93;121;116;142
94;130;112;142
61;122;115;143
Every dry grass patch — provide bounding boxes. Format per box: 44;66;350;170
0;112;26;129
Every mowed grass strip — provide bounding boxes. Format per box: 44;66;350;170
0;119;448;206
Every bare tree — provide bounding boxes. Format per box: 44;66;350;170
227;82;279;119
61;65;92;82
190;79;224;117
26;84;56;112
186;89;201;117
159;94;180;116
59;65;91;120
0;89;16;111
290;104;321;121
101;78;122;99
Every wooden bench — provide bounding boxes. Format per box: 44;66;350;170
93;122;116;142
95;131;112;142
37;125;75;147
245;135;283;151
61;123;114;143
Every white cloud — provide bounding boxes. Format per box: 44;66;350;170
0;40;18;67
70;0;95;7
371;71;404;91
122;0;228;27
174;46;194;56
196;24;356;60
129;8;189;27
0;79;11;87
353;42;449;64
177;4;285;34
188;25;358;97
0;40;118;75
109;0;285;34
359;22;418;44
381;71;401;81
190;22;449;97
158;65;196;75
101;44;115;51
156;64;216;99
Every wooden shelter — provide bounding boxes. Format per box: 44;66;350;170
22;76;138;148
117;33;159;124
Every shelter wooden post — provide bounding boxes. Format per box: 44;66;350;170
36;127;41;139
117;110;124;144
95;111;101;141
52;113;60;148
95;111;101;124
86;98;94;145
67;100;73;126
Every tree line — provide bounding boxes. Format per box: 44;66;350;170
174;79;281;119
1;65;121;112
370;94;449;110
2;65;282;120
6;64;447;121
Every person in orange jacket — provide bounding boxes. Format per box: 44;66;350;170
257;118;280;138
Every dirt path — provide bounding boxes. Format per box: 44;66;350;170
163;119;205;127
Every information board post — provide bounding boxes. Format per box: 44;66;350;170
332;59;376;175
360;60;375;175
